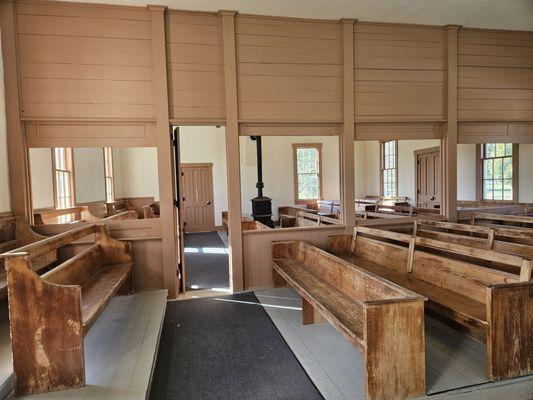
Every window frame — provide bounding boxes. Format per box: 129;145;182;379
51;147;75;210
380;140;398;198
103;147;115;203
476;143;519;202
292;143;323;205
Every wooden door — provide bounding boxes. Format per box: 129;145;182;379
180;163;215;232
415;147;440;208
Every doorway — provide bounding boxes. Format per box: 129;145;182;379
180;163;215;232
415;146;440;208
176;126;230;294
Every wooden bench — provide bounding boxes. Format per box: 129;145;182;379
35;207;137;225
295;210;342;227
3;224;134;396
0;216;57;300
142;201;160;218
401;219;533;259
272;240;426;400
328;227;533;381
241;220;271;231
471;212;533;229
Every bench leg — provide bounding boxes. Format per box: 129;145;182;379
272;269;287;288
118;270;134;295
364;301;425;400
301;297;325;325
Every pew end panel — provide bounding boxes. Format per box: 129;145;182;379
487;283;533;380
364;299;426;400
327;234;352;253
5;256;85;396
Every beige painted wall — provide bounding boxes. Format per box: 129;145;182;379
113;147;159;201
0;31;10;213
73;148;106;204
179;126;228;227
457;144;477;201
239;135;340;220
356;139;441;205
28;148;54;210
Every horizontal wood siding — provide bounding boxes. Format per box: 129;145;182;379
354;23;446;122
236;16;342;123
458;29;533;122
16;1;155;121
166;11;225;122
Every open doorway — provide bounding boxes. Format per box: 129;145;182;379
176;126;230;294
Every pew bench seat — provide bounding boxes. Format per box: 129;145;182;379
340;254;487;333
274;258;364;343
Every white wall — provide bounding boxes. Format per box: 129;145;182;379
457;144;477;201
74;148;106;204
519;144;533;202
28;148;54;210
240;135;340;220
356;139;440;205
179;126;227;226
114;147;159;201
0;31;10;213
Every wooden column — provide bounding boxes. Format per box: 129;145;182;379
0;0;32;219
149;5;178;298
442;25;460;222
220;10;244;292
341;19;356;230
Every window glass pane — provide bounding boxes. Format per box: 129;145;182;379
505;143;513;156
493;158;503;179
495;143;506;157
485;143;495;158
493;179;503;200
503;157;513;179
298;173;319;199
483;159;493;179
503;179;513;200
296;148;318;174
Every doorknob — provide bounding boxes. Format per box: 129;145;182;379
430;196;435;201
206;200;211;205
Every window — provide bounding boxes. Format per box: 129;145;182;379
52;147;74;210
293;143;322;204
381;140;397;197
103;147;115;203
480;143;517;201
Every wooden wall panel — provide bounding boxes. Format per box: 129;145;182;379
16;0;155;121
458;29;533;122
166;11;225;122
236;16;342;123
458;122;533;143
354;23;446;122
242;225;346;289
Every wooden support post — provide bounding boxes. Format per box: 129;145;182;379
519;259;532;282
442;25;460;222
149;5;178;298
221;10;244;292
407;237;416;273
413;220;418;236
351;227;358;253
341;19;356;231
0;0;32;220
487;229;495;250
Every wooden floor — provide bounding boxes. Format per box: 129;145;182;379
0;290;167;400
255;287;533;400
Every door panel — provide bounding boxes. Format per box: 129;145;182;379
180;163;215;232
416;148;440;208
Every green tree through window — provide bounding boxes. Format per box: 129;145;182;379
293;144;322;203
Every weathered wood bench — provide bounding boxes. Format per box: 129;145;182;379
3;224;134;396
142;201;160;218
241;220;271;231
0;216;57;300
471;212;533;229
401;219;533;259
35;207;137;225
272;240;426;400
329;227;533;381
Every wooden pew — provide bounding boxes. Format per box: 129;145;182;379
328;227;533;381
142;201;160;218
471;212;533;229
295;210;342;227
272;240;426;400
35;207;137;225
241;221;271;231
375;204;440;216
221;211;251;230
3;224;134;396
0;215;57;299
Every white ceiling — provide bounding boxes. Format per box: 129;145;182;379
63;0;533;31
